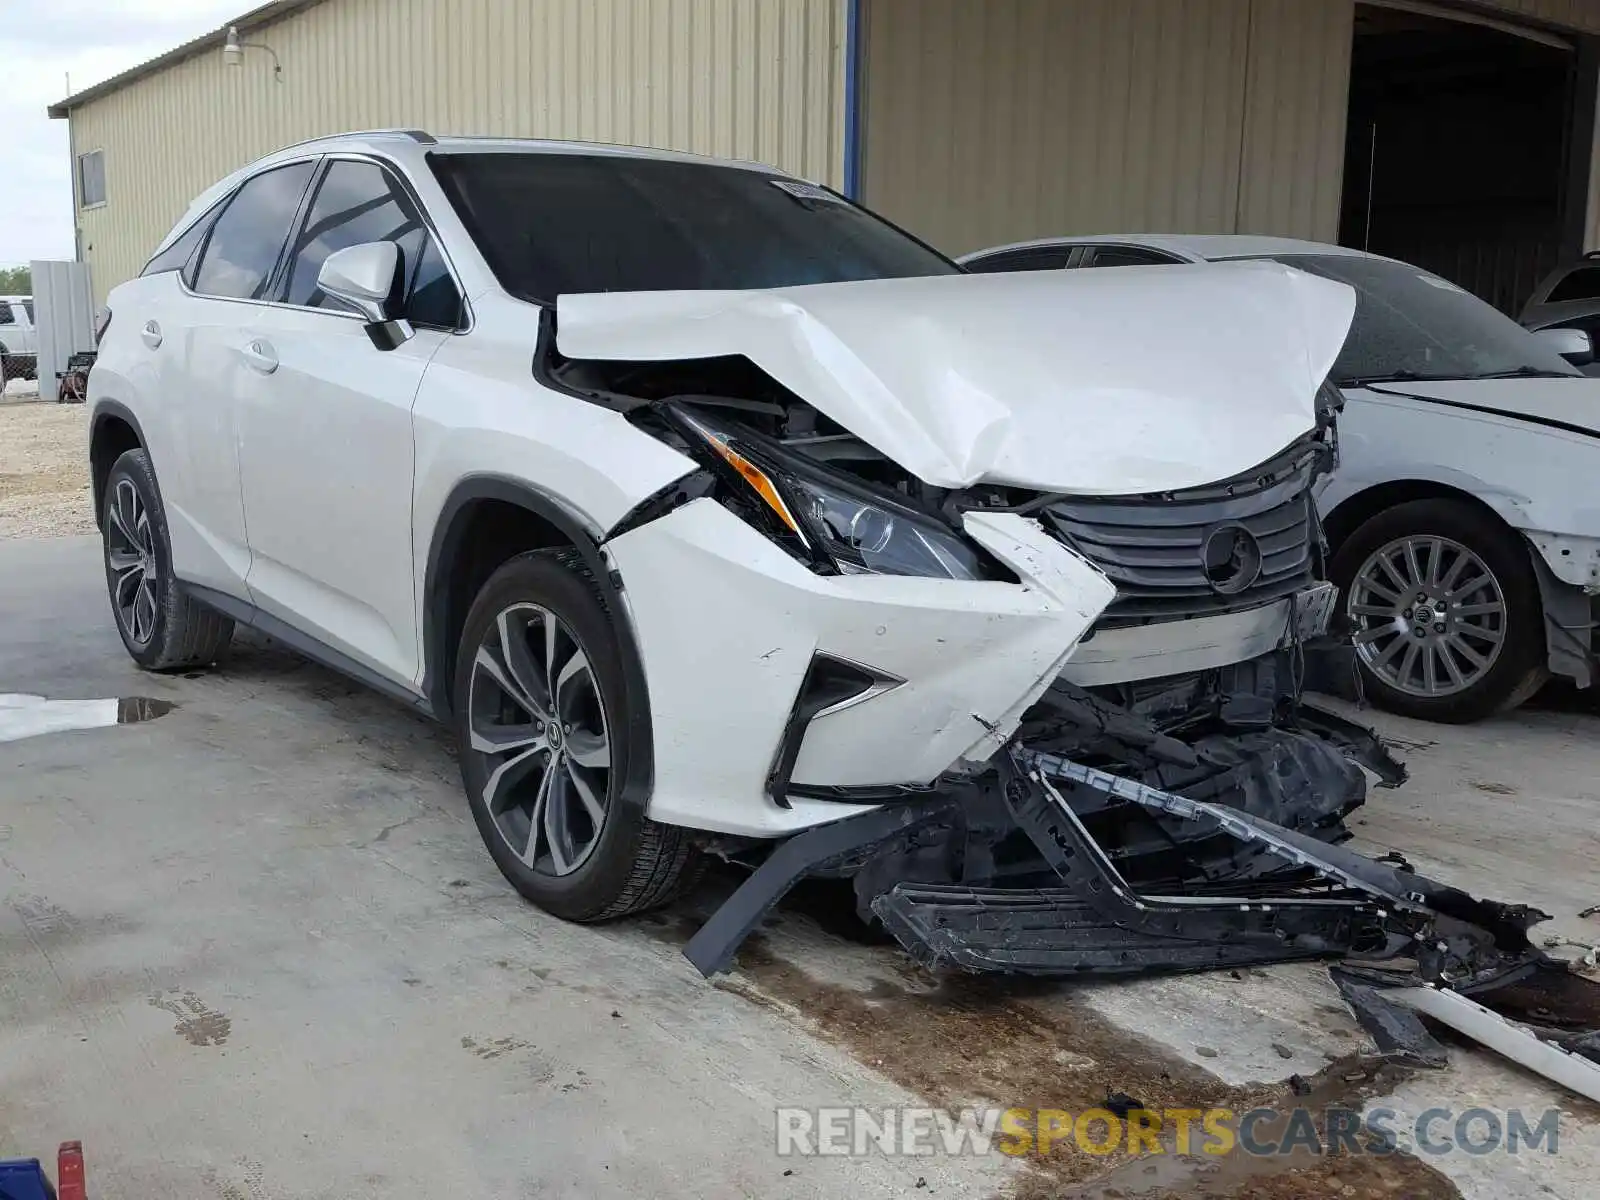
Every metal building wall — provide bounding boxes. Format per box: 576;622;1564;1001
1235;0;1355;240
859;0;1355;255
65;0;848;305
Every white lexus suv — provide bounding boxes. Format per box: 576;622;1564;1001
92;132;1399;967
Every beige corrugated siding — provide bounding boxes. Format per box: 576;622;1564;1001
1235;0;1355;239
67;0;847;305
861;0;1354;255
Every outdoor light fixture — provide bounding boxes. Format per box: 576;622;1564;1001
223;25;283;80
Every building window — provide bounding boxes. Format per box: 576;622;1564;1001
78;150;107;208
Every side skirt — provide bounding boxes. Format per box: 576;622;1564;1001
180;580;435;718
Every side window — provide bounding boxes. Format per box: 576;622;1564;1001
1545;266;1600;304
1083;246;1181;268
142;202;223;279
191;162;316;301
78;150;107;208
0;305;13;326
963;247;1071;273
21;301;32;324
284;159;463;328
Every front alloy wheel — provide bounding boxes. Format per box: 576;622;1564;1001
1347;534;1506;698
452;550;701;923
1331;498;1545;723
467;603;612;877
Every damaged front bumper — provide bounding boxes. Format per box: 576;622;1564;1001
682;667;1600;1101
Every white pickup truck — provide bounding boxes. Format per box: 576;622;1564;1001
0;295;37;381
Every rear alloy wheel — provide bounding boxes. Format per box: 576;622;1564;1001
101;448;234;671
1333;499;1545;723
453;551;700;922
106;476;160;649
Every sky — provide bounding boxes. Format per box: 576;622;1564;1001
0;0;245;267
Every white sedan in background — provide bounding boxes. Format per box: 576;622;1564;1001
962;235;1600;723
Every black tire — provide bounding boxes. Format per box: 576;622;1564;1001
1330;498;1546;723
453;550;699;922
101;448;235;671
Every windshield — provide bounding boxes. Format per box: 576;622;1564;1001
1248;254;1579;384
431;152;959;302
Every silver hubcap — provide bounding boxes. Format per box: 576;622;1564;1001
1348;535;1507;698
105;478;159;647
467;603;611;877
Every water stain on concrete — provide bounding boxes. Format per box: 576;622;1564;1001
0;693;175;744
149;989;231;1047
117;696;176;723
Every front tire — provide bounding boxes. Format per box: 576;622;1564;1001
1331;498;1545;723
453;550;699;922
101;448;234;671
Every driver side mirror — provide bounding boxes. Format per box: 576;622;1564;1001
1534;325;1593;367
317;241;414;350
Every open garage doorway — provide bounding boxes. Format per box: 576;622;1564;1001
1340;2;1590;314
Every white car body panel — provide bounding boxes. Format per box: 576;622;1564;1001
238;307;450;684
1060;598;1304;687
99;277;257;594
1325;382;1600;591
606;499;1114;836
410;296;700;542
556;263;1354;495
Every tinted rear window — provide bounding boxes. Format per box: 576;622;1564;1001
430;152;957;302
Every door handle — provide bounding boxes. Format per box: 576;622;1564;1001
140;320;162;350
240;338;279;375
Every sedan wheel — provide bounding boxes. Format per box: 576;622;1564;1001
466;602;612;877
1347;534;1506;699
1330;498;1545;724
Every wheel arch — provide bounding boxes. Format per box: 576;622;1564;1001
89;401;148;531
422;475;655;814
1322;478;1522;556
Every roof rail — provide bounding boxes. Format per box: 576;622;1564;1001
254;128;439;156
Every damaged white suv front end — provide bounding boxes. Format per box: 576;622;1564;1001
92;139;1600;1092
557;261;1360;836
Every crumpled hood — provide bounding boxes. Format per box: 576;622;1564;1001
556;262;1355;495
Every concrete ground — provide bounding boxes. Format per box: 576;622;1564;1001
2;535;1598;1198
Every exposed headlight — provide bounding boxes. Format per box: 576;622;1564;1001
787;469;989;579
675;410;992;581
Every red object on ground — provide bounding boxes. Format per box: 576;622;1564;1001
56;1142;86;1200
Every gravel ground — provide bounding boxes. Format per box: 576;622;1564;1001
0;399;95;539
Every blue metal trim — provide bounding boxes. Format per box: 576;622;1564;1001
843;0;865;199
